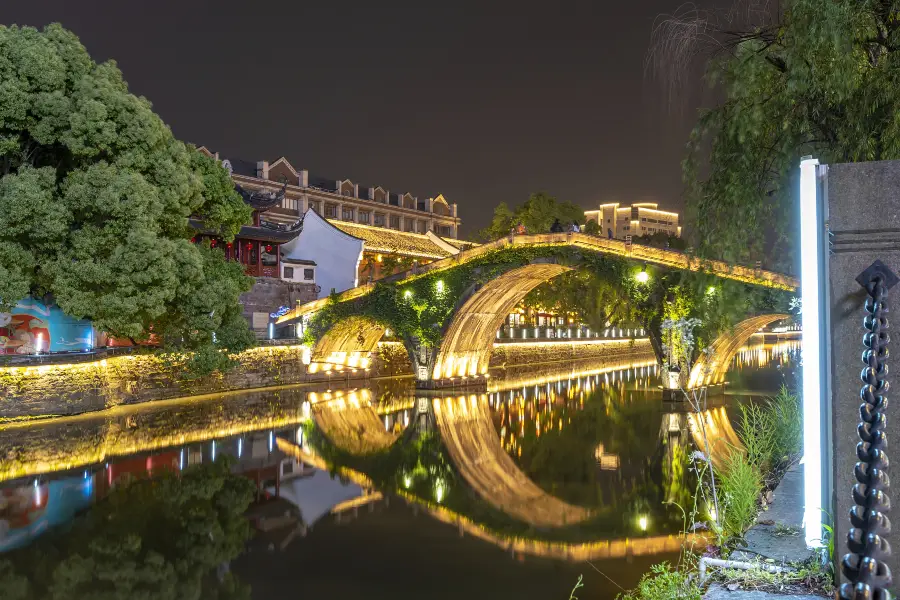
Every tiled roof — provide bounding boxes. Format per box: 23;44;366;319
328;221;453;260
443;238;479;251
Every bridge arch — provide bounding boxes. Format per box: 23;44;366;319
431;262;572;379
687;314;790;388
309;316;387;373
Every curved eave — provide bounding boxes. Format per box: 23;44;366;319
189;219;304;243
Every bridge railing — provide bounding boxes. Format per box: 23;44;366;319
494;326;646;343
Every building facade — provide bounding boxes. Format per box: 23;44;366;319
192;148;475;333
584;202;681;241
198;148;461;239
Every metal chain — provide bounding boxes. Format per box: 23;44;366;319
840;274;893;600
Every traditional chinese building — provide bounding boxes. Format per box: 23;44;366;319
193;148;475;334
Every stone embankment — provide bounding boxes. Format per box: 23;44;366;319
0;338;653;420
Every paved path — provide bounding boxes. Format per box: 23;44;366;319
702;464;830;599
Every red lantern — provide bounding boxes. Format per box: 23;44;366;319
246;242;253;250
190;237;196;243
210;239;217;247
265;244;273;253
226;242;233;249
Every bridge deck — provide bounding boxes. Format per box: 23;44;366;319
277;233;797;324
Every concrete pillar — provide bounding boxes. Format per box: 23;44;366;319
353;183;359;198
822;159;900;581
299;169;308;187
257;161;269;180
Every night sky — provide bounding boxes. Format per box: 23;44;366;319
5;1;726;237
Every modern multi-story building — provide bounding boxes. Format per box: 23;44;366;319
584;202;681;241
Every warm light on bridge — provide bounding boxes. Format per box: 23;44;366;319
277;233;798;326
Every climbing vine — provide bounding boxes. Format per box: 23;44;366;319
303;246;791;361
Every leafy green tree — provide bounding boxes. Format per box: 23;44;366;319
0;24;252;363
522;270;637;331
479;193;585;240
633;231;687;251
583;219;601;236
652;0;900;264
478;202;516;241
0;460;255;600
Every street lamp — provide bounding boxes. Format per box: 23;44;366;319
635;268;649;284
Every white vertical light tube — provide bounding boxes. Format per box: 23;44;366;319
799;157;823;547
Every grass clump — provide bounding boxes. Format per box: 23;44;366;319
737;401;776;472
617;562;702;600
717;450;763;538
737;385;801;473
770;385;802;463
713;386;801;539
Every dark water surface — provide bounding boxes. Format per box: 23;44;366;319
0;338;799;599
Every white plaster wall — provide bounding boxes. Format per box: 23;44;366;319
281;210;363;299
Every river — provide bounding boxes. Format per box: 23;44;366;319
0;337;799;599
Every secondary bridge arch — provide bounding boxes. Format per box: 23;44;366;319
308;316;387;373
687;314;790;388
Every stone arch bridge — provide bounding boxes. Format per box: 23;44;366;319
276;233;797;386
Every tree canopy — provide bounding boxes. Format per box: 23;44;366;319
521;270;638;332
478;192;585;240
632;231;687;251
656;0;900;265
0;24;253;365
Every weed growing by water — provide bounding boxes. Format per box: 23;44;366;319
770;385;802;464
737;401;776;472
717;449;763;539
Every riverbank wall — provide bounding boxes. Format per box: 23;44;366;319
0;338;654;421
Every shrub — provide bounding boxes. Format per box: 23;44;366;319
717;449;763;537
617;563;702;600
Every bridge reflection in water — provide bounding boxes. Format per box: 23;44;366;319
0;340;796;562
